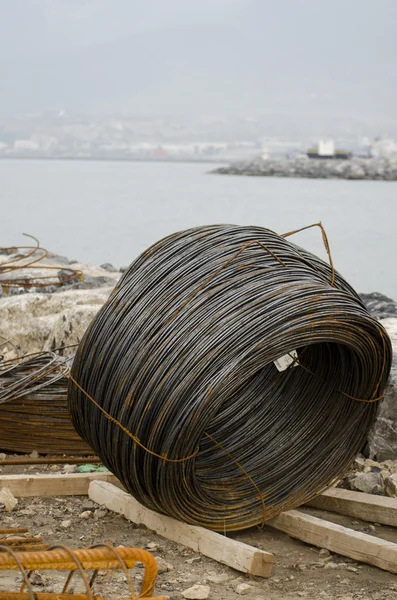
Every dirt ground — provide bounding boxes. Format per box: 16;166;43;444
1;458;397;600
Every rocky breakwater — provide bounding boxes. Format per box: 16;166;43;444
214;156;397;180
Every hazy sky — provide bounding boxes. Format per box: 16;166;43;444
1;0;396;121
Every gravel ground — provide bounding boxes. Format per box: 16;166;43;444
1;458;397;600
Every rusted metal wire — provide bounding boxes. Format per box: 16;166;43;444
0;352;91;455
0;545;166;599
68;224;392;532
0;234;82;292
0;529;49;553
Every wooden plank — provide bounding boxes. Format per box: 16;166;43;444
268;509;397;574
89;480;274;577
307;488;397;527
0;473;120;498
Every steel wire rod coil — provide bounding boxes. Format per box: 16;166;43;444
68;225;392;531
0;352;91;455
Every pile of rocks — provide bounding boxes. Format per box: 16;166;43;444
213;156;397;181
338;455;397;497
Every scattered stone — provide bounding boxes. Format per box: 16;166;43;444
181;585;210;599
100;263;118;273
147;542;158;550
385;473;397;497
235;582;254;595
350;471;385;494
62;464;78;474
346;566;358;573
60;519;72;529
206;574;229;584
30;450;39;459
0;488;18;511
0;453;6;460
319;548;331;557
154;556;174;574
79;510;93;519
185;557;201;564
324;562;339;570
29;573;46;586
94;509;107;519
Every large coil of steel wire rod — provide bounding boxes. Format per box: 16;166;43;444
68;224;392;532
0;352;91;455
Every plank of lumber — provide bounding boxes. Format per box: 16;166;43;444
268;509;397;574
89;480;274;577
0;473;120;498
307;488;397;527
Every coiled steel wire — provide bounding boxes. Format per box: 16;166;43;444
68;224;392;532
0;352;91;455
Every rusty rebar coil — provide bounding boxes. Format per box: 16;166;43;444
68;225;392;531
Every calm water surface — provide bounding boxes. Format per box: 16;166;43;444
1;159;396;298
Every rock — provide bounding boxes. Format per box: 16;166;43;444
0;488;18;511
146;542;158;550
360;293;397;319
181;585;210;599
94;509;107;519
206;574;229;584
44;305;107;356
324;562;339;570
60;519;72;529
0;453;6;460
385;474;397;497
353;456;366;471
79;510;93;519
235;583;254;595
319;548;331;557
368;318;397;461
346;566;358;573
30;450;39;459
29;573;46;586
62;465;78;474
100;263;118;273
0;286;113;355
154;556;174;574
350;471;385;494
185;557;201;564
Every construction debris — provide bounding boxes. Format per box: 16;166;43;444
0;544;166;599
